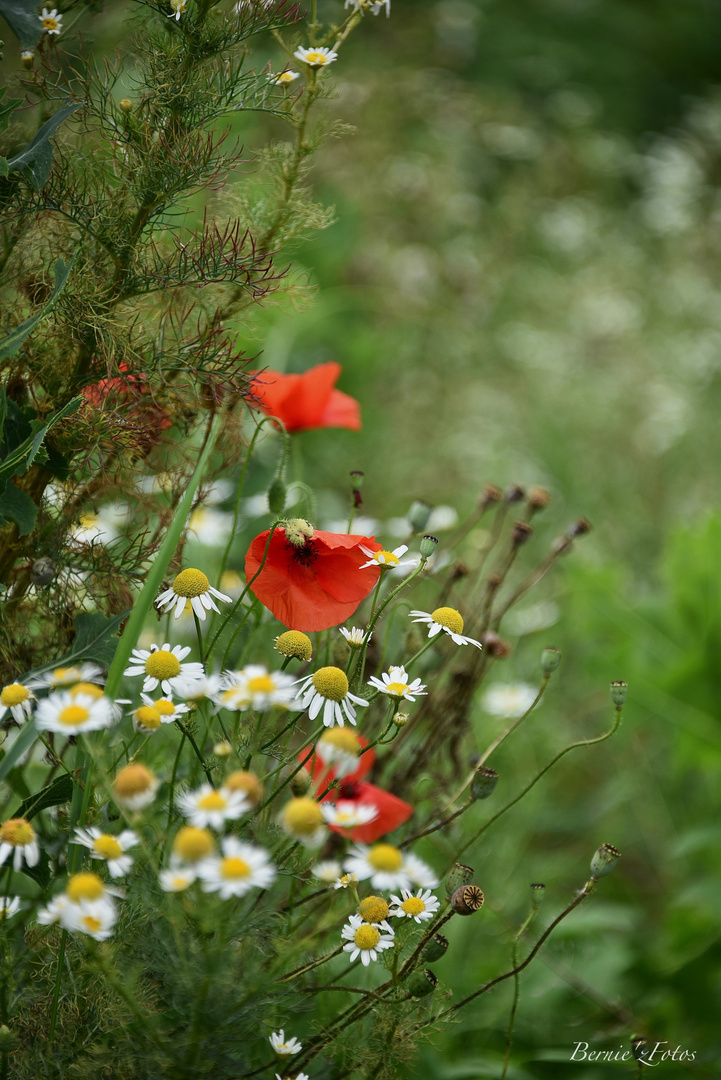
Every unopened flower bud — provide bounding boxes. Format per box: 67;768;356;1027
568;517;592;537
530;882;546;907
283;518;314;546
119;98;133;113
528;486;551;510
445;862;474;897
408;500;432;532
393;711;410;727
419;535;438;558
289;768;313;796
213;740;233;758
512;521;533;546
470;765;499;800
479;484;502;507
450;884;485;915
349;470;365;490
267;478;287;515
610;680;628;707
541;647;561;674
406;968;438;998
590;842;621;879
21;50;34;68
422;933;449;963
505;484;525;503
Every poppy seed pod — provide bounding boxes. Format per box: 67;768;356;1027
406;968;438;998
470;765;499;801
421;933;449;963
530;883;546;907
610;681;628;707
445;862;474;897
419;535;439;558
541;647;561;674
407;500;432;532
590;842;621;879
451;884;485;915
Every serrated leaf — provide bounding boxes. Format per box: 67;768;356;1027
0;479;38;535
0;256;76;362
7;100;83;189
14;773;75;820
0;0;41;49
0;394;81;487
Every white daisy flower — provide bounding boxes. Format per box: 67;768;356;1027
359;544;414;571
293;45;338;67
0;896;21;920
0;682;35;724
156;568;232;622
187;507;234;546
409;607;482;649
388;888;440;923
159;868;197;892
124;643;204;695
269;1030;302;1056
219;665;299;712
339;626;371;648
345;0;390;13
315;727;364;779
341;913;395;966
313;859;342;884
275;1074;309;1080
320;801;379;829
295;666;368;728
196;837;275;898
334;872;359;890
140;693;191;723
27;663;104;691
176;784;249;830
72;827;139;878
37;894;73;927
0;812;39;872
367;665;427;701
113;763;160;812
280;797;327;848
65;896;118;941
168;0;187;20
171;672;223;704
39;7;62;34
481;683;538;719
343;843;438;892
270;70;300;86
35;691;116;736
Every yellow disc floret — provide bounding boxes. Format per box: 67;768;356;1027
367;843;403;873
281;796;324;836
114;763;155;798
134;706;161;729
225;770;263;804
145;650;181;680
274;630;313;661
220;857;250;880
311;667;349;702
173;826;215;862
154;699;176;716
319;728;359;755
51;667;82;684
1;683;30;707
196;791;227;811
247;674;276;695
93;835;123;860
66;872;105;902
69;682;104;699
0;818;35;847
384;682;409;697
377;550;399;565
305;51;329;65
58;705;91;728
358;896;390;923
401;897;426;917
431;606;464;635
354;924;381;950
172;568;210;598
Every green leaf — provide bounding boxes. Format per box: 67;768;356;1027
0;256;76;362
0;87;22;132
7;100;84;189
25;610;131;681
13;773;75;820
0;157;7;179
0;718;37;783
21;850;51;889
0;479;39;534
0;394;81;487
0;0;40;49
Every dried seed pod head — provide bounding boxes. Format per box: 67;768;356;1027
451;884;485;915
408;500;432;532
479;483;502;507
528;486;551;510
541;647;561;674
590;843;621;879
445;862;474;896
470;765;499;801
505;484;526;504
530;883;546;907
406;968;438;998
451;560;469;581
610;680;628;707
422;933;449;963
419;534;439;558
31;557;56;585
480;631;512;659
267;478;287;515
568;517;592;537
512;521;534;546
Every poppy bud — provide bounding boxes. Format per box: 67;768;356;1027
590;843;621;879
267;478;287;515
421;933;449;963
470;765;499;800
408;500;432;532
349;470;365;490
406;968;438;998
289;769;312;796
541;647;561;674
530;883;546;907
610;681;628;707
419;535;438;558
445;862;474;897
450;884;485;915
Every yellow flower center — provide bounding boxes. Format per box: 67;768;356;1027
224;770;263;804
377;550;399;565
357;896;390;923
401;897;426;917
173;826;215;862
93;835;123;860
154;698;176;716
220;857;250;880
0;818;35;846
312;667;349;702
58;705;91;727
277;72;294;83
80;915;102;934
367;844;403;872
384;682;408;697
431;606;464;635
145;650;181;680
1;684;29;707
319;728;360;755
134;706;161;729
66;872;105;902
247;674;275;695
114;763;155;797
306;51;329;65
42;16;59;29
282;797;324;835
275;630;313;660
51;667;81;685
172;568;210;598
197;792;227;811
69;682;103;699
353;924;381;950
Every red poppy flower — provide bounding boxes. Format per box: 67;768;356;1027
321;780;413;843
249;362;361;433
245;527;381;631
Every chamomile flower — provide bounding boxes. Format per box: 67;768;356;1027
124;643;204;695
156;568;232;622
367;665;427;701
313;859;342;884
345;0;390;13
39;7;62;34
113;763;159;811
37;894;72;927
65;896;118;941
293;45;338;67
0;896;21;920
409;607;482;649
159;868;197;892
315;727;365;778
339;626;371;648
172;672;223;704
271;70;300;86
72;827;139;878
168;0;187;19
388;888;440;923
334;872;359;890
197;837;276;898
481;683;538;719
27;663;104;691
35;692;116;736
344;843;438;891
176;783;249;830
274;630;313;662
276;1074;309;1080
0;682;35;724
140;693;191;723
320;801;379;830
219;665;299;712
295;666;368;728
341;913;395;966
269;1030;302;1056
359;544;414;571
0;818;40;872
280;797;326;848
